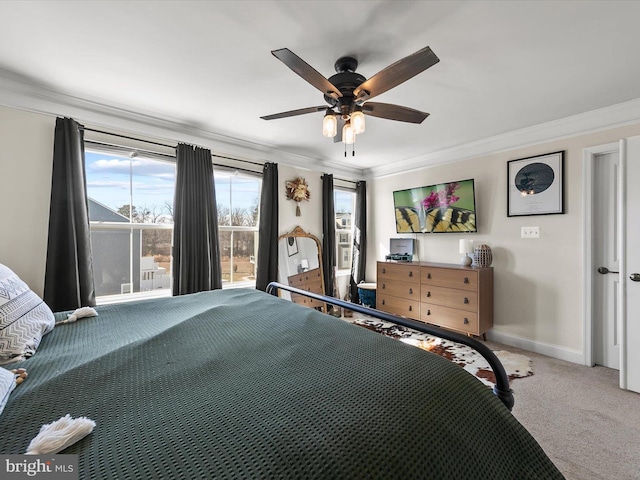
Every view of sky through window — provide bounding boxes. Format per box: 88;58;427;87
85;151;176;220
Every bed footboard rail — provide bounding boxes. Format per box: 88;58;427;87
266;281;514;411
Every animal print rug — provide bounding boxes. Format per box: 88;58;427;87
347;314;533;387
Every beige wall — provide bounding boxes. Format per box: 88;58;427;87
369;123;640;359
278;164;323;239
0;105;54;296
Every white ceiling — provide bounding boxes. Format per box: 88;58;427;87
2;1;640;177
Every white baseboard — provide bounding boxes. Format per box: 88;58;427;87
486;329;584;365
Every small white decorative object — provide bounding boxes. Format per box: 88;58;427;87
459;239;473;266
26;414;96;454
56;306;98;325
473;244;493;267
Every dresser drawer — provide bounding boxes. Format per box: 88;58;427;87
421;266;477;291
288;268;322;287
421;285;477;312
377;293;420;319
293;278;323;295
377;262;420;284
377;281;420;301
420;303;479;334
291;293;325;309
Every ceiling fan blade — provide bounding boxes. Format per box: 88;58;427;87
353;46;439;103
271;48;342;99
362;102;429;124
261;105;327;121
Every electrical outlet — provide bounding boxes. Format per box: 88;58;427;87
521;226;540;238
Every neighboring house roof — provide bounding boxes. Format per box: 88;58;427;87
88;198;129;222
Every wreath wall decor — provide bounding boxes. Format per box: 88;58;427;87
285;177;310;216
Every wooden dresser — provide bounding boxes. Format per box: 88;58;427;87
287;267;326;311
376;261;493;336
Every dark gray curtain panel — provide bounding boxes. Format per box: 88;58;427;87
44;117;96;311
172;143;222;295
350;181;367;302
322;174;336;299
255;162;279;291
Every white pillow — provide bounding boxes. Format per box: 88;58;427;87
0;367;16;415
0;264;55;364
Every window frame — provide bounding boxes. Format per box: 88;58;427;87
84;142;177;304
334;187;356;274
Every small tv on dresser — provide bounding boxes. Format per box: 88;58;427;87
393;178;477;233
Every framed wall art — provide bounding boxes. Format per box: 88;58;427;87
286;236;299;256
507;151;564;216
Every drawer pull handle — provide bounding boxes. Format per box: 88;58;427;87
427;273;432;279
464;297;469;304
464;277;469;284
427;291;431;297
427;309;431;316
382;284;386;289
409;271;413;277
409;288;413;295
409;305;413;312
464;318;469;325
382;299;386;305
383;268;386;274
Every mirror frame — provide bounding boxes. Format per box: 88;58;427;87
277;226;326;309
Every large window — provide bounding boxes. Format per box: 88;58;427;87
86;144;263;300
335;189;356;271
215;170;261;286
85;147;176;301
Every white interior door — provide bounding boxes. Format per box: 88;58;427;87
593;152;620;369
623;136;640;392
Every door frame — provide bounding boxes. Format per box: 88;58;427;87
582;140;626;387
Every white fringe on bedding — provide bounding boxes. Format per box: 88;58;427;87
26;414;96;454
55;307;98;326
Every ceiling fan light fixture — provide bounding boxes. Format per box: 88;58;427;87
322;110;337;137
343;120;355;145
351;109;365;134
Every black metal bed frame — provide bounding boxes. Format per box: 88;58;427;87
266;281;515;411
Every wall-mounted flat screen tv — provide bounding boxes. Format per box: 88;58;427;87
393;178;477;233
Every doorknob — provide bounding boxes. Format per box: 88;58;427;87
598;267;619;275
631;273;640;282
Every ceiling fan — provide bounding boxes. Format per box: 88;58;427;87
260;46;440;147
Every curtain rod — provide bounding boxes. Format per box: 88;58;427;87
82;127;360;179
82;127;264;168
82;127;175;149
322;173;359;185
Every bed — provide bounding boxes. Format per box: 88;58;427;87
0;286;563;479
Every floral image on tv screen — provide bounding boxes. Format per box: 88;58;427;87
393;179;477;233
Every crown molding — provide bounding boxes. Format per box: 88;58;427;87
366;98;640;179
2;69;639;182
0;71;366;181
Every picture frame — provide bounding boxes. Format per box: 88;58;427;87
338;245;351;269
507;151;564;216
286;236;298;256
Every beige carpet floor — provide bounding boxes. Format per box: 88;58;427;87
486;340;640;480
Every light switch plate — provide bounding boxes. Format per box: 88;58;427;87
521;226;540;238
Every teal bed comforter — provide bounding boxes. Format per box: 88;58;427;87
0;289;563;479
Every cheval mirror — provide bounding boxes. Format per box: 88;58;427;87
277;226;326;312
